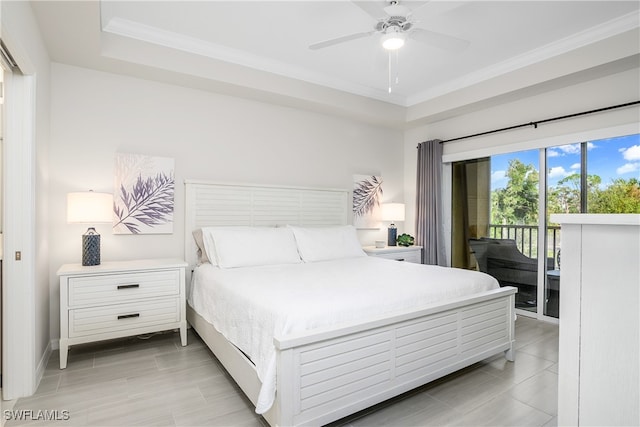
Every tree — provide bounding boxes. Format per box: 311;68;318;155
491;161;640;226
548;175;640;214
547;173;602;214
589;178;640;213
491;159;539;225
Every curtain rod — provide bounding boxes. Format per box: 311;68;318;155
439;100;640;144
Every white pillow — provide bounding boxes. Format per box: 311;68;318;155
192;229;212;265
201;226;301;268
288;225;366;262
200;228;218;266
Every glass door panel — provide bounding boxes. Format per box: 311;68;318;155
544;143;580;318
452;150;541;315
490;150;540;314
451;158;491;270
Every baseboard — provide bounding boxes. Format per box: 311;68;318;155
35;341;53;390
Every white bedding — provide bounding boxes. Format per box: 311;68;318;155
188;256;499;414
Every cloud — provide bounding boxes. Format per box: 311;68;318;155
570;163;581;170
548;166;570;178
616;162;640;175
621;145;640;162
550;142;595;157
556;144;580;155
491;170;506;184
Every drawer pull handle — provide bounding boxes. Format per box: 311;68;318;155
117;284;140;290
396;258;405;262
117;313;140;320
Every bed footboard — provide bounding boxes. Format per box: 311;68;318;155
273;287;516;426
188;287;516;427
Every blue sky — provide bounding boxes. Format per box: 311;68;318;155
491;133;640;190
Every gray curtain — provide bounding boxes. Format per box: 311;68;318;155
416;139;446;266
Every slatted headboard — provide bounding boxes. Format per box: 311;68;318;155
184;180;349;269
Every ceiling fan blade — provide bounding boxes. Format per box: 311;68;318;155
404;1;431;19
384;3;412;18
351;1;387;20
410;28;470;52
309;31;374;50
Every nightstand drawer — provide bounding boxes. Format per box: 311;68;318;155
68;270;180;307
69;297;180;338
363;246;423;264
374;251;421;263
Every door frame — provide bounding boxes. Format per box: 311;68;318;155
1;42;37;400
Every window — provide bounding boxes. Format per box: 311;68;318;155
547;134;640;215
544;134;639;317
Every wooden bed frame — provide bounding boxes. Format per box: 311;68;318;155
184;180;516;427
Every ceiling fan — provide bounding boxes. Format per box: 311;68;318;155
309;0;469;52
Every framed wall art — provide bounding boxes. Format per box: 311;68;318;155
113;153;175;234
352;174;383;229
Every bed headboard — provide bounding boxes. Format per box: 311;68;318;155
184;180;349;269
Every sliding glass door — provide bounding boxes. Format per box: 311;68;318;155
452;133;639;320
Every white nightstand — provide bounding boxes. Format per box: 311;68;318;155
362;246;423;263
57;258;188;369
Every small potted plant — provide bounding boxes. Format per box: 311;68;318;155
396;233;415;247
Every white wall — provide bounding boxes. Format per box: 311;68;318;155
48;63;405;341
403;67;640;242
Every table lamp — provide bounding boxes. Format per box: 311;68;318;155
381;203;405;246
67;191;113;266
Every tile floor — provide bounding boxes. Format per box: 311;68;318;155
3;316;558;426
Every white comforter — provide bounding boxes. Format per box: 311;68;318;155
188;256;499;414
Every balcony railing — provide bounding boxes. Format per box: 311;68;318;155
488;224;561;266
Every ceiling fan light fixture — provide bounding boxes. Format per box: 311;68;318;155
381;30;405;50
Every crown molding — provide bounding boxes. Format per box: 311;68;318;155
406;11;640;106
101;16;407;106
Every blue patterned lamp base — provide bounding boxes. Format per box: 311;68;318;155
387;224;397;246
82;227;101;266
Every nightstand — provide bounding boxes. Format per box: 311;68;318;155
362;246;423;263
57;258;188;369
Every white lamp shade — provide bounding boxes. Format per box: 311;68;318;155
381;203;405;222
67;192;113;223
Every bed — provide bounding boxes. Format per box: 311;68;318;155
184;180;516;427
